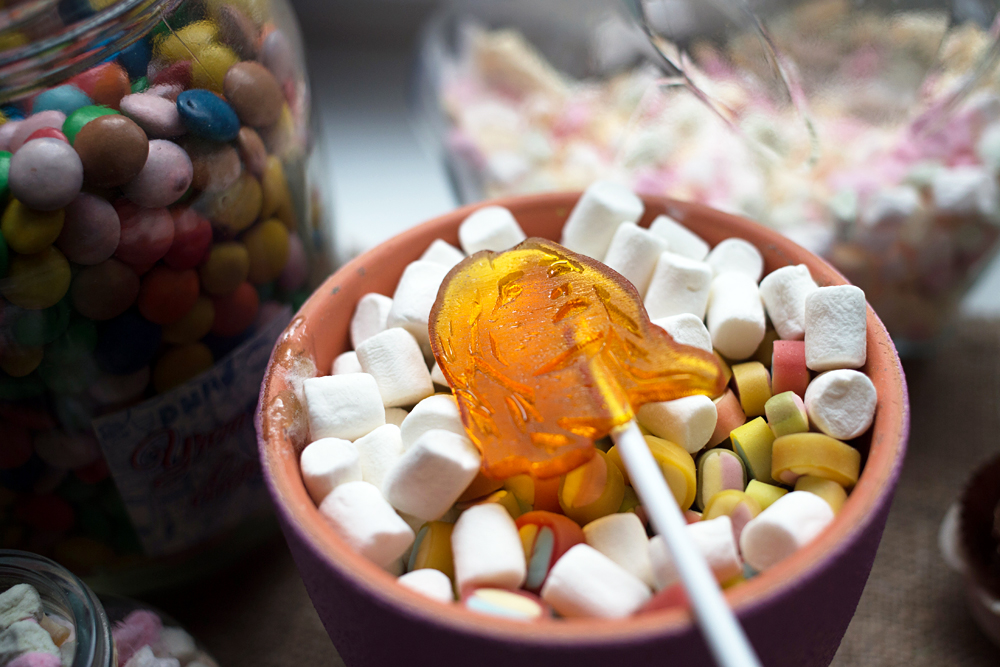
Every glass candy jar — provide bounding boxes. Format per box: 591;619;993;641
0;0;331;587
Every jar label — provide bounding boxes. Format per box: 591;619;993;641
91;307;293;557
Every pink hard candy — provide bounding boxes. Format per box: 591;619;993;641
122;140;192;208
7;653;61;667
112;609;162;667
9;110;66;153
120;94;186;139
57;193;121;265
114;201;174;265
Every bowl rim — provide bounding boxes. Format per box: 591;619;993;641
256;192;910;646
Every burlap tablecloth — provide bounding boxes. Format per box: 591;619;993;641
147;317;1000;666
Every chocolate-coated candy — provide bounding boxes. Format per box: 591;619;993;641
0;150;10;202
186;140;240;192
8;138;82;210
163;207;212;270
10;111;66;152
1;247;71;309
244;219;289;284
12;299;70;346
56;194;120;265
117;39;151;80
199;241;249;295
223;62;283;128
201;171;261;235
151;61;192;89
121;140;192;208
119;93;185;138
1;199;64;254
217;5;259;60
62;105;118;144
67;62;130;109
211;281;258;337
176;89;240;142
71;259;140;320
24;127;68;143
137;266;199;325
95;312;161;374
32;85;92;116
114;202;174;265
73;114;149;187
162;295;214;344
236;126;266;178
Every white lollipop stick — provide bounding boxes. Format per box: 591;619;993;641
612;420;762;667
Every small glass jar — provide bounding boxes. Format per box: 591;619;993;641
0;0;331;586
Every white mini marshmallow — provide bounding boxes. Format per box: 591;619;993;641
636;394;717;454
303;373;385;441
602;222;668;296
331;351;362;375
861;186;921;227
0;620;59;663
649;516;742;591
452;503;526;591
430;361;449;387
758;264;819;341
399;394;465;448
804;285;867;371
977;122;1000;174
804;370;877;440
0;584;42;629
354;424;404;493
652;313;713;353
350;293;393;349
644;252;713;320
420;239;466;269
300;438;362;504
383;429;481;521
707;272;766;360
540;544;651;618
932;165;999;217
706;238;764;281
560;181;644;259
356;328;435;408
384;407;408;427
386;261;451;356
648;214;709;260
153;628;198;664
739;491;834;572
458;206;527;254
398;569;454;603
318;481;414;568
583;513;655;587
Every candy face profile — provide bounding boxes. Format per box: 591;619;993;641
429;237;726;479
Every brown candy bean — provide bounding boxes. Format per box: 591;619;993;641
236;127;267;179
217;4;259;60
186;139;241;193
223;62;283;129
73;114;149;188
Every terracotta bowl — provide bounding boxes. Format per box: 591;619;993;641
255;193;910;667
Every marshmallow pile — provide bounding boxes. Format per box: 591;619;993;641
436;15;1000;344
299;182;878;620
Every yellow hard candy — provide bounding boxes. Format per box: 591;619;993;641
153;343;214;393
1;246;71;309
199;242;249;296
243;219;289;284
1;200;64;255
162;296;215;344
772;432;861;488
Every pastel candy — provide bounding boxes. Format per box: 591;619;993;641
709;389;746;447
386;261;450;356
648;214;709;260
303;373;385;441
318;481;414;568
707;272;766;361
803;369;878;440
652;313;713;354
356;328;435;408
408;521;455;579
176;89;240;142
8;138;82;211
644;251;712;320
794;475;848;513
120;92;186;138
560;180;643;260
696;448;747;510
383;429;481;521
765;391;809;438
122;140;193;208
452;503;527;591
419;239;465;269
731;361;772;417
702;489;761;544
583;512;654;587
463;588;550;620
399;394;465;448
516;511;585;592
739;491;834;571
744;480;788;511
32;86;92;116
758;265;818;341
300;437;362;504
331;351;362;375
111;609;161;666
540;544;651;618
11;111;66;153
804;285;867;371
559;449;626;525
199;242;249;296
649;516;742;591
706;237;763;281
354;424;404;493
350;293;393;349
771;432;861;488
636;394;717;454
223;61;284;128
730;417;776;484
602;222;668;296
398;569;453;603
458;206;527;254
771;340;809;398
56;194;120;265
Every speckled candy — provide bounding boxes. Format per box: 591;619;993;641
119;92;185;138
138;266;199;325
71;259;140;320
223;61;283;128
164;207;212;270
211;281;258;337
122;139;192;208
8;138;82;210
1;247;71;309
199;242;249;295
176;89;240;142
114;201;174;265
244;219;289;284
153;342;213;392
162;295;214;344
1;200;64;254
56;193;120;265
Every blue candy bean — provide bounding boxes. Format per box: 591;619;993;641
176;90;240;142
118;39;152;80
32;85;93;116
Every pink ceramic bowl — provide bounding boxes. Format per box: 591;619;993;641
256;193;910;667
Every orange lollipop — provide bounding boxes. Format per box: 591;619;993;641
429;237;725;480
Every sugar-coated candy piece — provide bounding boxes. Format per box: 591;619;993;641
702;490;761;544
111;609;161;666
602;222;668;296
56;194;120;265
794;476;847;514
11;111;66;153
1;200;64;255
459;488;522;519
770;343;807;402
740;491;834;571
119;93;185;138
354;424;403;494
209;282;258;337
708;389;746;447
33;85;92;116
648;214;709;261
356;328;435;408
303;373;385;441
176;89;240;142
560;180;643;260
804;369;877;440
706;238;763;281
7;652;60;667
541;543;651;618
138;267;199;326
652;313;712;353
452;503;526;591
771;433;861;488
696;448;747;510
277;234;307;291
764;391;809;439
744;480;787;511
398;569;453;603
114;202;174;266
331;351;362;375
386;261;450;355
408;521;455;578
458;206;527;255
349;293;392;350
122;140;192;209
0;621;59;664
163;208;211;271
152;627;197;663
8;138;82;211
199;243;249;296
707;272;766;360
399;394;464;449
419;239;465;269
0;584;42;629
559;449;625;525
384;408;408;427
650;516;742;591
318;481;414;568
644;251;712;320
383;429;481;521
300;438;362;504
463;588;550;620
583;513;654;587
730;361;772;417
243;219;290;285
507;476;561;514
223;61;284;128
758;265;818;341
636;394;717;454
73;114;149;189
804;286;867;371
730;417;776;484
516;511;585;591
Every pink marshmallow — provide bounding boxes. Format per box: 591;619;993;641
8;653;61;667
112;610;162;667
